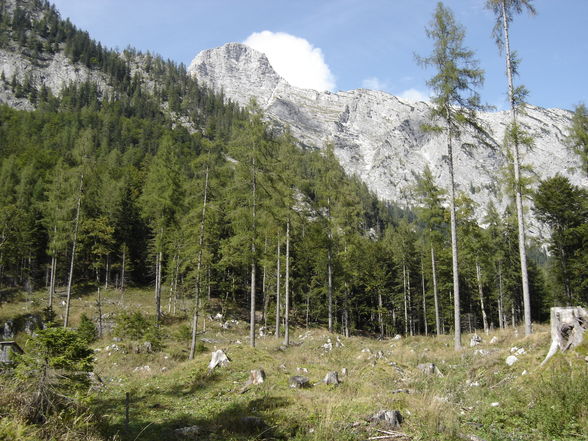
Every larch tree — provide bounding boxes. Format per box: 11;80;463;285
486;0;536;336
224;103;271;348
64;129;96;328
418;2;485;349
414;165;447;336
140;135;185;324
567;104;588;176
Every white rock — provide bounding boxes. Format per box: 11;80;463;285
490;402;500;407
489;336;499;344
505;355;518;366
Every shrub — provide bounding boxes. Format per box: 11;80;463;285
13;327;94;423
113;311;165;351
77;313;97;344
113;311;149;340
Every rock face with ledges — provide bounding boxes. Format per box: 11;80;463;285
189;43;586;226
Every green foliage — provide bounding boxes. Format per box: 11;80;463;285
12;327;94;423
533;175;588;304
77;313;97;344
113;311;150;340
567;103;588;176
16;327;93;379
143;324;165;352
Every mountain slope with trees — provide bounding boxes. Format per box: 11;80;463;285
0;1;587;439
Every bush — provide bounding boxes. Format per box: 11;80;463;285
77;313;97;344
113;311;149;340
143;325;165;352
13;327;94;423
113;311;165;351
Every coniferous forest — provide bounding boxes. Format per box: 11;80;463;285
1;1;588;441
1;0;586;339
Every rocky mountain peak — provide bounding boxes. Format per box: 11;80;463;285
189;43;286;108
188;43;586;230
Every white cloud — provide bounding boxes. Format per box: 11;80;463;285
361;77;390;92
243;31;336;92
398;88;429;102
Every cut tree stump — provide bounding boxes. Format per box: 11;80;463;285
323;371;340;385
541;306;588;366
368;410;404;428
208;349;230;370
289;375;310;388
247;368;266;385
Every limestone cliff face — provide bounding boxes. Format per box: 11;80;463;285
189;43;585;229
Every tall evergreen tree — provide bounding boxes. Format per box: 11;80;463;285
140;135;185;324
418;2;485;349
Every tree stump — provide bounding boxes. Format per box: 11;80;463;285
247;368;266;385
369;409;403;428
417;362;443;376
289;375;310;388
323;371;340;385
208;349;230;370
541;306;588;366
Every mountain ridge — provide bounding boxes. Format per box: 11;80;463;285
188;42;585;229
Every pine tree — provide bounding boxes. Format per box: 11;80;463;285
418;2;486;349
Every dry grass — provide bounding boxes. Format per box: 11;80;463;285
1;287;587;441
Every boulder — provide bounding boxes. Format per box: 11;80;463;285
510;346;526;356
323;371;340;385
368;409;403;428
174;425;201;438
505;355;518;366
238;416;267;432
2;320;15;339
208;349;230;370
289;375;310;388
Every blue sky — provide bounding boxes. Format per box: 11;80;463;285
50;0;587;111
